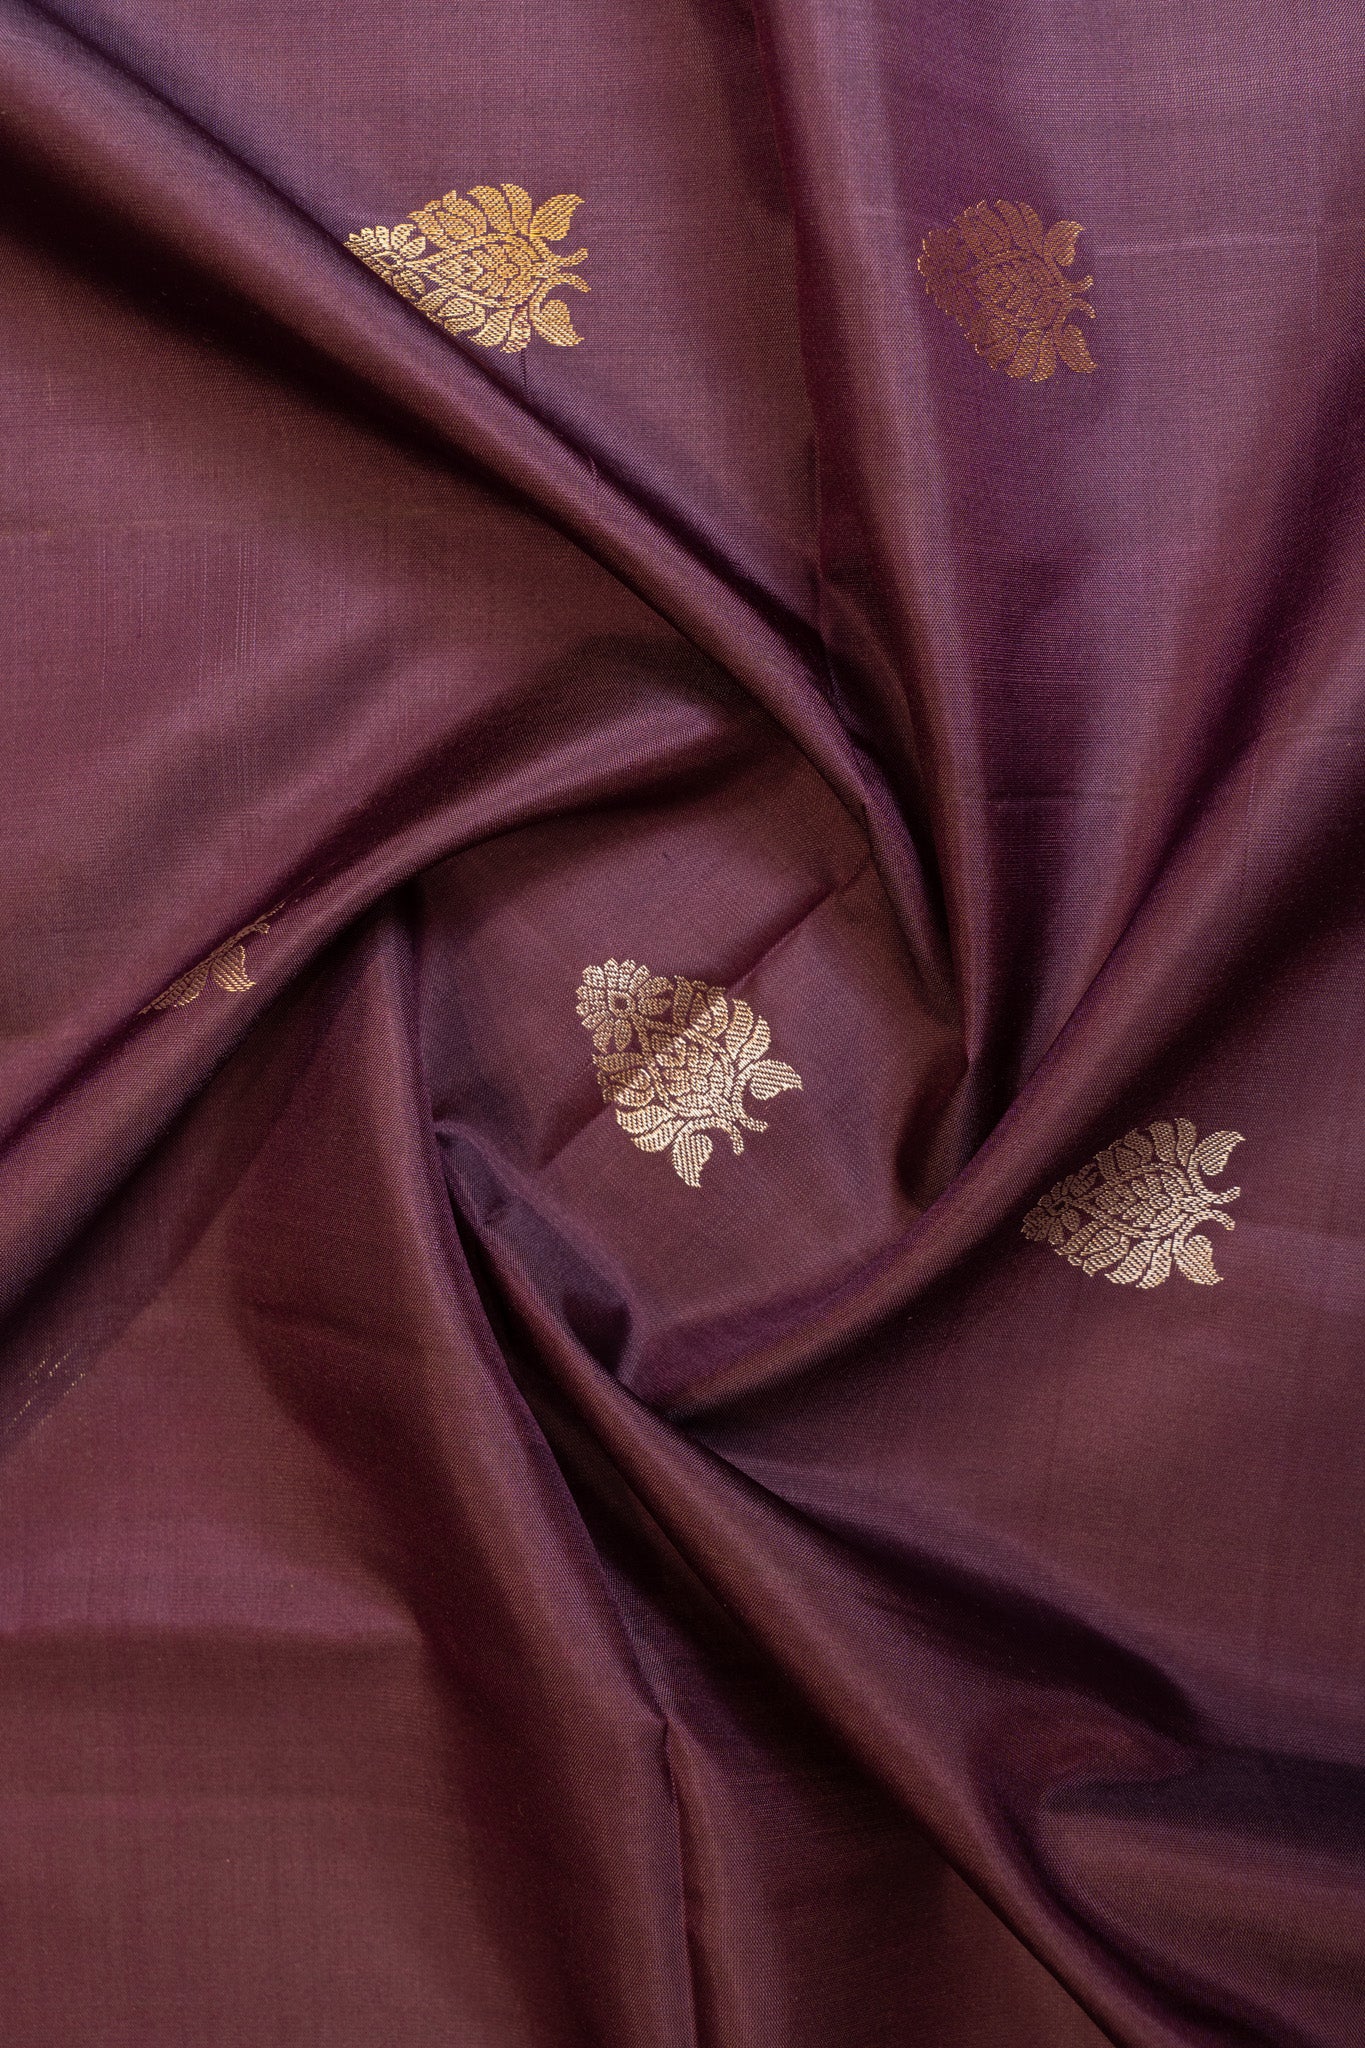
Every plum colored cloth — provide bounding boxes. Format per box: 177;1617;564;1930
0;1;1362;2041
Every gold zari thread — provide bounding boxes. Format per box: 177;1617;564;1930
918;200;1096;381
141;905;282;1014
576;960;802;1188
1022;1118;1243;1287
347;183;588;352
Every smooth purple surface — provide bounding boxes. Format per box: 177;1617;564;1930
0;0;1362;2040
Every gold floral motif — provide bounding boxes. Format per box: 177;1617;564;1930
918;201;1096;381
576;960;802;1188
346;183;588;352
142;905;281;1013
1022;1118;1243;1288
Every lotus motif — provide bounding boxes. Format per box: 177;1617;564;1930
1022;1118;1243;1287
347;182;588;353
577;960;802;1188
919;200;1096;381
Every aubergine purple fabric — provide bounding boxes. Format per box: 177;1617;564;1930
1;0;1363;2042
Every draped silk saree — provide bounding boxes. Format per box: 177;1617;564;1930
0;1;1362;2041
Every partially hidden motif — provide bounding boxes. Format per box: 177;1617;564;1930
918;201;1096;381
142;906;281;1013
347;183;588;353
1022;1118;1243;1288
576;960;802;1189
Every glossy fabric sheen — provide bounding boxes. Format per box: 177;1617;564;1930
0;0;1361;2042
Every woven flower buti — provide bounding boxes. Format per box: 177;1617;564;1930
1022;1118;1243;1288
347;183;588;353
140;906;282;1014
918;200;1096;381
577;960;802;1189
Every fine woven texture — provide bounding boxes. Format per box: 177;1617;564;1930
0;1;1363;2042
